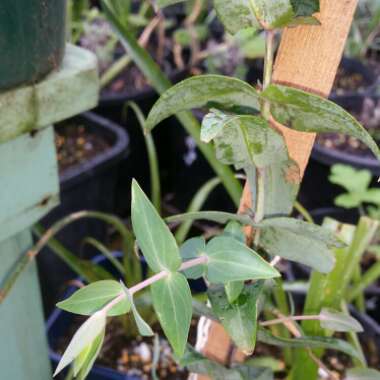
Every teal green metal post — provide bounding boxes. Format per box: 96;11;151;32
0;45;99;379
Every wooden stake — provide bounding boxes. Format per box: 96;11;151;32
197;0;358;376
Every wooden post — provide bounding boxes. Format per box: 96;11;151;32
197;0;359;375
0;45;98;379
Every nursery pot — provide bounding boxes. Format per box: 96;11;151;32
0;0;66;91
37;112;129;315
330;56;376;99
299;94;380;210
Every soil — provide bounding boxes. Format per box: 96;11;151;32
55;123;111;172
332;66;367;95
316;96;380;157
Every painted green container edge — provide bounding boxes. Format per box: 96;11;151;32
0;0;67;91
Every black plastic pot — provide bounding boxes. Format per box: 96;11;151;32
37;112;129;315
330;56;376;99
299;93;380;210
0;0;66;91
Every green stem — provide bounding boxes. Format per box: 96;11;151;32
82;237;126;276
175;177;221;245
100;55;131;89
101;0;242;207
253;30;275;246
124;102;161;213
262;30;275;118
352;265;365;312
294;201;314;224
341;302;366;368
272;279;293;365
253;167;265;246
0;211;134;303
347;260;380;302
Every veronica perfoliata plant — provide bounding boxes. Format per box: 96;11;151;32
55;1;380;379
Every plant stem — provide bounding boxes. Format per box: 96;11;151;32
101;0;242;206
103;256;209;313
124;101;161;213
341;302;366;368
294;201;314;224
0;211;134;304
262;30;275;117
175;177;221;245
253;167;265;246
260;314;321;327
253;30;275;246
100;55;131;88
347;259;380;302
352;265;365;312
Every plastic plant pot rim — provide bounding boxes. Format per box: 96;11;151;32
99;68;188;107
311;143;380;176
58;112;130;192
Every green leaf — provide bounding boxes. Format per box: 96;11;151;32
214;0;259;35
145;75;259;131
54;311;107;376
120;282;154;337
223;222;246;302
209;282;264;354
250;0;295;28
151;273;193;357
209;113;289;169
335;193;364;209
234;28;266;59
223;221;246;243
290;0;319;17
166;211;252;226
132;179;181;273
225;281;245;303
234;365;273;380
258;217;344;247
174;26;209;47
56;280;131;317
263;159;300;216
345;368;380;380
319;308;363;332
74;330;105;380
200;110;300;216
261;84;380;162
156;0;187;8
180;346;243;380
362;188;380;205
180;237;207;279
257;327;365;363
329;164;371;194
205;236;280;283
258;217;340;273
